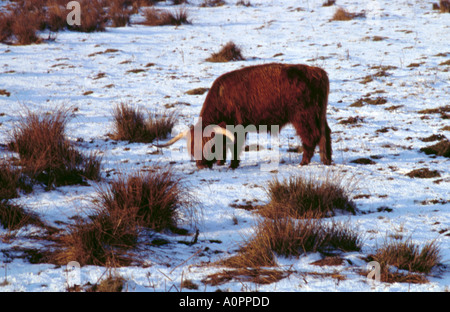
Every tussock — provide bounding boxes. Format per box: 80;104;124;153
223;214;362;268
201;0;226;7
331;7;366;21
322;0;336;7
260;173;356;219
110;103;176;143
367;239;441;283
141;7;191;26
98;169;190;232
420;139;450;158
0;162;24;201
8;108;102;189
206;41;245;63
0;200;43;231
52;167;196;266
406;168;441;179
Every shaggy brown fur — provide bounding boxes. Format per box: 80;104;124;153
190;63;332;169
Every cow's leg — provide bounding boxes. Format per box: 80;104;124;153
196;136;215;169
319;120;332;165
230;132;246;169
292;118;320;166
196;159;214;169
300;142;315;165
215;134;227;166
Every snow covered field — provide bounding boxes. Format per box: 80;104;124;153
0;0;449;292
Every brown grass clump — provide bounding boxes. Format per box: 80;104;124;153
87;274;126;292
420;134;446;142
0;0;196;43
0;0;155;44
12;12;41;45
0;89;10;97
98;169;188;232
108;0;132;27
200;0;226;7
338;116;364;125
45;2;68;32
438;0;450;13
141;7;191;26
0;12;14;43
418;105;450;115
351;96;388;106
420;139;450;158
110;103;176;143
0;161;48;233
311;256;344;266
322;0;336;6
236;0;251;6
363;97;387;105
223;215;362;268
180;279;199;290
0;200;44;231
172;0;189;4
141;8;166;26
368;239;441;283
331;7;365;21
53;168;194;266
209;207;360;286
0;162;23;201
203;267;291;286
0;6;42;45
8;108;102;189
53;214;138;267
111;103;147;141
206;41;245;63
260;174;356;219
406;168;441;179
350;157;376;165
185;87;209;95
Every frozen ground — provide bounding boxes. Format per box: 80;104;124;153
0;0;449;292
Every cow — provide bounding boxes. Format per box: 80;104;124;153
154;63;332;169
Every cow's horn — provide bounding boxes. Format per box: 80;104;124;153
202;126;236;157
153;129;189;148
209;125;235;143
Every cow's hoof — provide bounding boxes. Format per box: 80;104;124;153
196;161;213;169
230;160;240;169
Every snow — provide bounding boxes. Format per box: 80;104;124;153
0;0;449;292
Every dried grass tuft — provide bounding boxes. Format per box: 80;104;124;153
206;41;245;63
331;7;365;21
141;7;191;26
8;108;102;189
223;214;362;269
260;173;356;219
110;103;176;143
366;239;442;283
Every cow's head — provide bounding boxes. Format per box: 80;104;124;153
154;122;234;168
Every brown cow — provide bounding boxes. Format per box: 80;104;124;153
155;63;332;169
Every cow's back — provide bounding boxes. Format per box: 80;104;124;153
200;63;328;127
